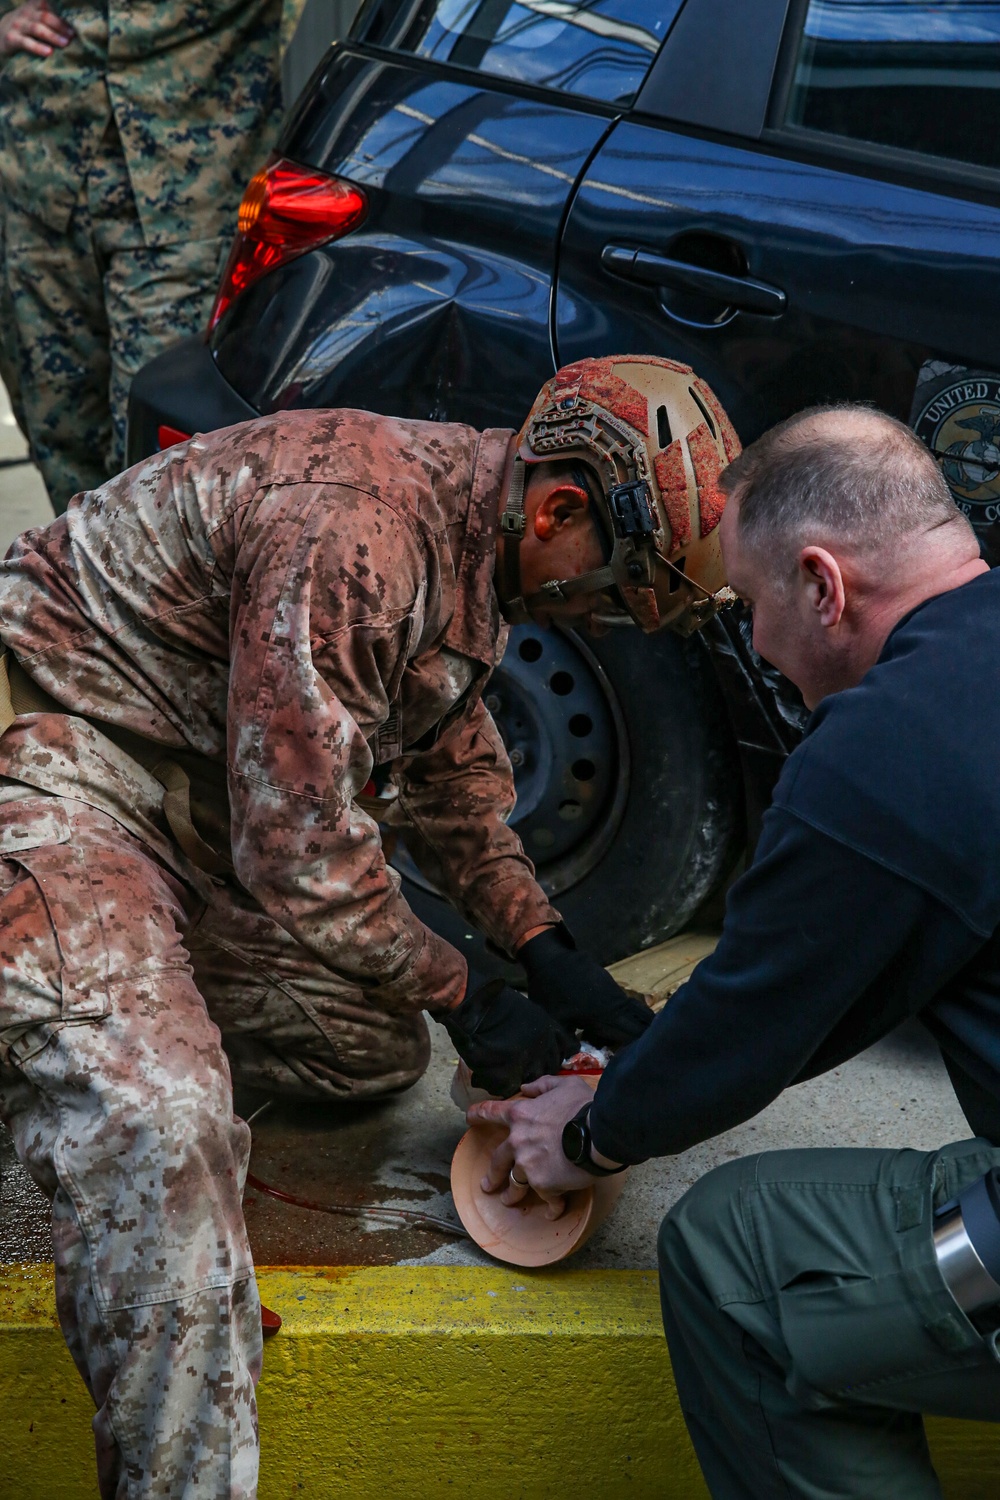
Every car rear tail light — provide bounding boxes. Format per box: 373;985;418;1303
157;424;191;450
209;159;368;331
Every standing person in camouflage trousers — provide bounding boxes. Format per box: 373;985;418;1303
0;356;733;1495
0;0;284;513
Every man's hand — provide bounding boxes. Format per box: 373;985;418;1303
441;978;576;1098
518;922;654;1048
467;1074;600;1220
0;1;73;58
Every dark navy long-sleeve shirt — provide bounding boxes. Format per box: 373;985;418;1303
591;568;1000;1164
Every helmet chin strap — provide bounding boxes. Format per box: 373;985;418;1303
497;456;626;622
498;457;530;622
524;566;619;608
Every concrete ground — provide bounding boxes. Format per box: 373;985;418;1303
0;379;972;1275
0;382;54;545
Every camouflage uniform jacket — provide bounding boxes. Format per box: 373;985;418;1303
0;1;283;245
0;410;560;1013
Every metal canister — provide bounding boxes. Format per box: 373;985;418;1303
934;1168;1000;1316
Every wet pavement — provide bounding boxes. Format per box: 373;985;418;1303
235;1048;471;1267
0;1123;52;1263
0;932;971;1271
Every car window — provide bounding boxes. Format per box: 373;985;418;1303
782;0;1000;172
353;0;683;106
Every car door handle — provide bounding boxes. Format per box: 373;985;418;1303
601;244;786;318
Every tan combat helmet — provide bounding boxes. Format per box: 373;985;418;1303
500;355;740;633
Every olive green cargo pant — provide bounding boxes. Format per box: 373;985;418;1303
659;1142;1000;1498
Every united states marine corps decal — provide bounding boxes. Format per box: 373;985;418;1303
911;364;1000;535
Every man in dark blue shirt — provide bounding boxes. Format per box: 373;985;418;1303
471;405;1000;1498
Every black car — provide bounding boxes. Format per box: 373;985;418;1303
128;0;1000;969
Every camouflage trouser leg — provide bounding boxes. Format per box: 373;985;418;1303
2;199;112;508
98;228;226;486
0;798;261;1499
0;200;28;441
2;123;225;513
189;878;432;1103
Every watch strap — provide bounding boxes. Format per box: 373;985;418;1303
562;1105;627;1177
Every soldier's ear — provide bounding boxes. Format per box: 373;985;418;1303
532;482;589;541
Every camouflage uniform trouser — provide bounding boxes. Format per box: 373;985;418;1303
0;120;227;513
0;201;27;440
0;794;430;1499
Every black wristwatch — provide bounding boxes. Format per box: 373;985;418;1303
561;1105;627;1177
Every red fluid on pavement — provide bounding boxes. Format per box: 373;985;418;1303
245;1171;468;1240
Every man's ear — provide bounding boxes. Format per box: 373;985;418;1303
532;482;590;541
799;546;846;628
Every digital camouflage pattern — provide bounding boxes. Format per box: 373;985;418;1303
0;409;559;998
2;119;227;509
0;196;25;436
0;0;283;245
0;0;284;507
0;408;559;1492
0;786;433;1495
0;793;262;1498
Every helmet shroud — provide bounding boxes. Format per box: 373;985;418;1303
501;356;740;633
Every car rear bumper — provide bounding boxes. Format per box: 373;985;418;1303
126;335;259;466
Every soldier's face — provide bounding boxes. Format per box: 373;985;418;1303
517;472;611;633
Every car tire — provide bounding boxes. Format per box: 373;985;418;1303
551;626;742;963
399;626;742;976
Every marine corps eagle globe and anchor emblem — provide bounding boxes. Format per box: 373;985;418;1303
911;364;1000;537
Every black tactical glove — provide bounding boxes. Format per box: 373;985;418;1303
442;976;577;1098
519;922;654;1049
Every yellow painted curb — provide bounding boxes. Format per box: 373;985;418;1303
2;1263;999;1497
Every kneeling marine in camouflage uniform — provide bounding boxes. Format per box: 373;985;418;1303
0;356;735;1496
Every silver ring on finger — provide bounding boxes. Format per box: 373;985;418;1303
509;1167;529;1188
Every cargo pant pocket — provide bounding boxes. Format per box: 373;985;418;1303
0;801;111;1030
776;1172;996;1412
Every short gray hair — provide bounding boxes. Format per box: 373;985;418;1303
721;403;968;567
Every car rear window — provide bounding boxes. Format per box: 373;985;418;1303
353;0;683;106
783;0;1000;173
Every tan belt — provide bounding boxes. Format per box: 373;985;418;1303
0;647;232;877
0;647;52;730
